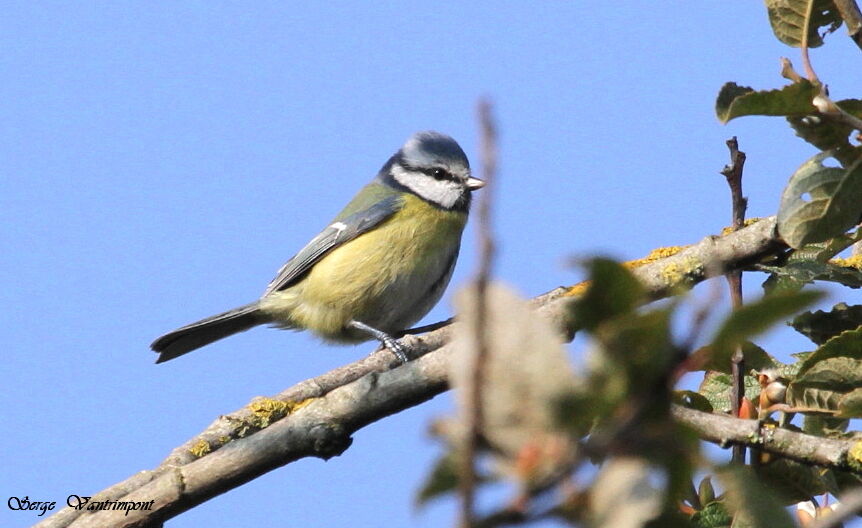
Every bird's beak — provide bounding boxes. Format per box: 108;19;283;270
466;177;485;191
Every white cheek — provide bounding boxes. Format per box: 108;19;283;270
391;166;461;208
413;179;460;208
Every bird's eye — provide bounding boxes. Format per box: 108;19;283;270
430;168;449;180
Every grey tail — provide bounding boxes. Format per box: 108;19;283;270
151;302;268;363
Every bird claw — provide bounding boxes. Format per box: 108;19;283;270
369;337;409;363
350;319;411;364
383;337;409;363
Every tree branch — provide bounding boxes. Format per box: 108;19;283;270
37;216;789;528
39;348;454;528
720;136;748;463
672;405;862;471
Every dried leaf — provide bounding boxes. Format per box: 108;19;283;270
589;457;663;528
450;282;578;481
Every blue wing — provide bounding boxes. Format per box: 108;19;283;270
263;194;403;295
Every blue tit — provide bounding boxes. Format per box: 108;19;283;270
151;131;484;364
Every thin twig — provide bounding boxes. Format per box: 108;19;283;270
460;98;498;528
722;138;747;232
800;0;821;83
720;137;748;463
813;87;862;133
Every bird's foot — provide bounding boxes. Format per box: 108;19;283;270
380;336;409;363
349;320;411;364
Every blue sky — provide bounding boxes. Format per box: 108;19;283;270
2;3;861;527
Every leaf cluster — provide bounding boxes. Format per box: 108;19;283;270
415;3;862;526
716;1;862;254
418;248;862;527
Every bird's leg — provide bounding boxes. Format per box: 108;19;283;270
348;320;410;363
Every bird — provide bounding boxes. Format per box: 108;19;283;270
151;131;484;364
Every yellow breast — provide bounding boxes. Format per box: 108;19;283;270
261;194;467;341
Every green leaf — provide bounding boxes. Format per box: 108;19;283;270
715;80;817;123
787;100;862;154
759;230;862;292
761;260;862;292
791;303;862;344
599;308;674;372
796;357;862;387
787;115;851;152
764;0;842;48
786;328;862;414
691;501;732;528
803;413;849;435
415;453;498;508
787;362;859;413
553;390;605;438
698;476;717;506
699;371;762;414
415;453;460;506
787;230;862;262
710;290;824;358
777;152;862;249
717;465;796;528
832;469;862;494
790;351;813;368
582;308;678;445
645;510;697;528
674;390;714;413
570;257;645;332
796;327;862;376
757;458;837;504
836;99;862;120
838;387;862;418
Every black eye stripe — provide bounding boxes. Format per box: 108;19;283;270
423;167;456;181
396;160;460;183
